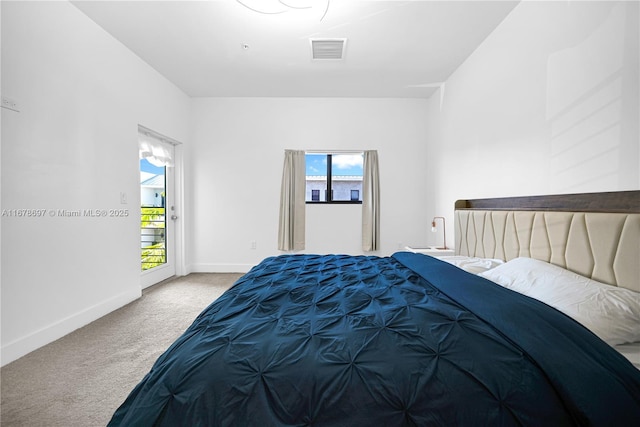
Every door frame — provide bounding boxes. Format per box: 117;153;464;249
139;126;185;289
173;143;186;277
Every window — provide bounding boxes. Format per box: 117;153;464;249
305;153;363;203
140;158;167;271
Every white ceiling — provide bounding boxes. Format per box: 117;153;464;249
71;0;519;98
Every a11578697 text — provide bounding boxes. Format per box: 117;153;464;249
1;209;130;218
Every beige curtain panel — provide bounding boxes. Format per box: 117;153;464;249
278;150;306;251
362;150;380;251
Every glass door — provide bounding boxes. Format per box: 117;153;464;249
139;131;177;288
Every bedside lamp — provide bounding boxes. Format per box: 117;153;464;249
431;216;447;249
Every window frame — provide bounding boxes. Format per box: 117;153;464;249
305;152;363;205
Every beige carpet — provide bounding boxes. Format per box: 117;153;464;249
0;273;241;427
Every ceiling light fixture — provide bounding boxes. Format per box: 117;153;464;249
236;0;330;21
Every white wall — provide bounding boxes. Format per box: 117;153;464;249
425;0;639;246
1;1;190;365
0;1;3;361
187;98;430;272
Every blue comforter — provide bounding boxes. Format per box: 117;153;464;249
109;253;640;426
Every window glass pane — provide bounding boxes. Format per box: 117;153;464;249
140;158;166;271
331;154;363;201
305;152;363;203
305;154;327;202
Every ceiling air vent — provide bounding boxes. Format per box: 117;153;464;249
311;38;347;60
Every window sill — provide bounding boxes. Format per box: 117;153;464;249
306;201;363;205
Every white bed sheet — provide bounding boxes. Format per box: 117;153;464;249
438;256;504;274
478;257;640;346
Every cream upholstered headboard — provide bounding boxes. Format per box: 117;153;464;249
454;191;640;292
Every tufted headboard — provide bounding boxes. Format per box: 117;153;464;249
454;191;640;292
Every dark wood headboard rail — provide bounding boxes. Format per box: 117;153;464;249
455;191;640;214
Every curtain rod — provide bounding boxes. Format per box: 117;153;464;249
303;149;364;154
138;124;182;146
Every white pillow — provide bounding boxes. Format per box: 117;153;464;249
479;257;640;346
438;256;504;274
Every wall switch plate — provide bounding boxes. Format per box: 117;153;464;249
1;96;20;112
120;192;127;204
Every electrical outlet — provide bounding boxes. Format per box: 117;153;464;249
1;96;20;112
250;241;257;250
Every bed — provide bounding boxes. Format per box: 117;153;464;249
109;191;640;426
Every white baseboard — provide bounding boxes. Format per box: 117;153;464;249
187;263;254;274
1;288;141;367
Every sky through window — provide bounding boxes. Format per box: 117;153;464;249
305;153;363;176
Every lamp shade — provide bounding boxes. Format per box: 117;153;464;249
431;217;447;249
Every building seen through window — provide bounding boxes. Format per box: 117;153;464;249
305;153;363;203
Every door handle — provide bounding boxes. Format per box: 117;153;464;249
171;215;179;220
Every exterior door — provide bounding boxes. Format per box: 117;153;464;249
140;136;177;289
